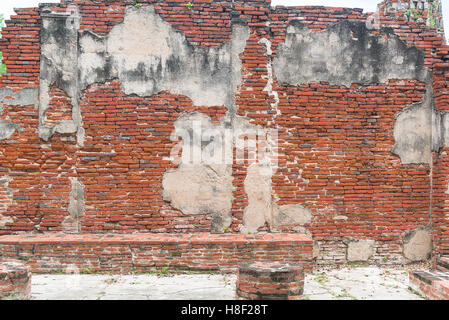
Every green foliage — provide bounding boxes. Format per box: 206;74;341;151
427;0;441;28
17;255;30;261
0;62;6;75
160;266;169;275
409;287;425;298
0;14;5;76
78;269;105;275
405;8;422;18
184;2;193;10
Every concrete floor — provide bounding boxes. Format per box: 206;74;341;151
303;267;423;300
30;266;425;300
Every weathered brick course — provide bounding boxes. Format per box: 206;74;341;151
0;233;313;274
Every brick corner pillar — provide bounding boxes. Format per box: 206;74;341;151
236;261;304;300
0;261;32;300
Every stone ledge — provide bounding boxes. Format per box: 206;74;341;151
409;270;449;300
0;233;313;274
0;233;312;245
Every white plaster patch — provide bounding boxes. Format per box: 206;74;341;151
163;164;233;221
62;177;85;234
0;176;14;228
162;113;234;233
79;6;249;108
258;37;280;119
242;163;274;233
273;20;428;88
39;10;81;144
347;240;375;262
273;204;312;226
403;228;433;262
392;86;436;164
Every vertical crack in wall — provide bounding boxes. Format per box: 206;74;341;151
228;18;250;119
258;37;280;122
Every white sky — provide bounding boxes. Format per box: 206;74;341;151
0;0;447;42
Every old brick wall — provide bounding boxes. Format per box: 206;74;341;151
0;0;448;265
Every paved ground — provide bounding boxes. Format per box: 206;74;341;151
31;274;236;300
303;266;424;300
30;266;426;300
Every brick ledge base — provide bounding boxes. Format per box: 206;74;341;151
0;261;31;300
409;270;449;300
236;261;304;300
0;233;313;274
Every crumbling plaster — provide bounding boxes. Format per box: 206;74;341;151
0;176;14;228
0;87;38;140
39;10;82;144
392;83;449;165
78;6;249;108
162;113;235;233
273;20;428;88
392;85;437;164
